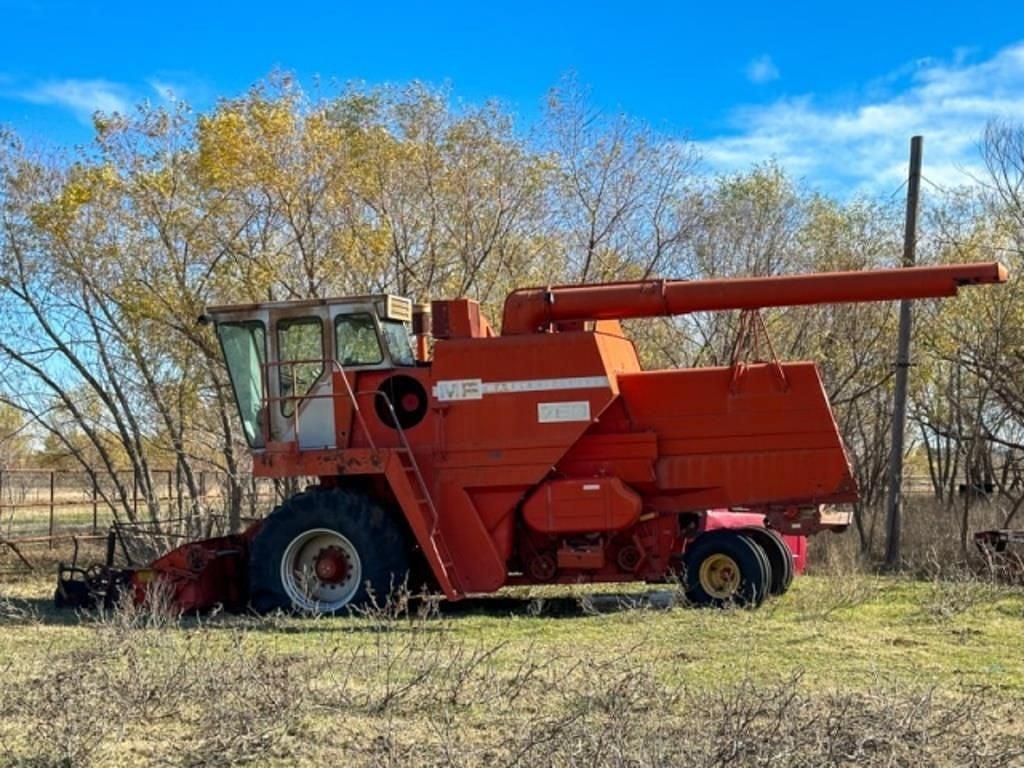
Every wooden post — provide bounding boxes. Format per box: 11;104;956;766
48;470;55;548
92;475;99;534
0;469;6;541
175;466;183;517
885;135;923;569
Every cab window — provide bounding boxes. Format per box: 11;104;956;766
335;313;383;366
277;317;324;417
381;321;415;366
216;321;266;447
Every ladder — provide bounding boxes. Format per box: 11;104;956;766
395;447;460;594
366;390;460;595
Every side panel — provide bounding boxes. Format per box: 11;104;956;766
618;362;857;511
522;476;641;534
290;376;337;450
556;430;658;485
427;330;641;591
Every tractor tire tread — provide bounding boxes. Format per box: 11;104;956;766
741;527;795;596
684;530;770;608
248;488;409;615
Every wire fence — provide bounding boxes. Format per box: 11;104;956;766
0;466;943;551
0;468;283;548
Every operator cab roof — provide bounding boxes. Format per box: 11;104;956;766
204;294;413;323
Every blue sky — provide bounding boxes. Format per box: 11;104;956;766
2;1;1024;194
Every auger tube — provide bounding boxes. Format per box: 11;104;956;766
500;262;1009;335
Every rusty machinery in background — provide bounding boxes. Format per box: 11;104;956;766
974;529;1024;583
57;262;1008;612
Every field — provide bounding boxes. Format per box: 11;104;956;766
2;548;1023;767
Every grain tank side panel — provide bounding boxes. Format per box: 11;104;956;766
617;362;857;511
555;429;659;485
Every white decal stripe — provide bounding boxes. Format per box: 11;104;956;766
433;375;609;401
480;376;609;395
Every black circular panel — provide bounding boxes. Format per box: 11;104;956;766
375;375;428;430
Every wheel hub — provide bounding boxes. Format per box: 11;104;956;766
280;528;363;612
314;545;349;584
699;553;741;599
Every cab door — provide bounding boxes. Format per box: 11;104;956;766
328;305;390;449
273;309;336;450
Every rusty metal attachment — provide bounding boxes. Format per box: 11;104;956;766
975;529;1024;583
55;530;131;610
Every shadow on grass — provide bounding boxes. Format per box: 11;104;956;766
439;588;680;617
1;586;684;630
0;594;83;627
217;587;684;635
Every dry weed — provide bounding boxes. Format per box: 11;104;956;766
0;597;309;767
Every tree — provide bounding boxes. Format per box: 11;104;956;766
0;76;1019;562
0;401;31;468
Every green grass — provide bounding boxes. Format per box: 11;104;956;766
4;572;1023;694
1;567;1023;766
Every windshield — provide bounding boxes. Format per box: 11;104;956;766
216;321;266;448
381;321;415;365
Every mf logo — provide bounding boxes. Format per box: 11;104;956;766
433;379;484;401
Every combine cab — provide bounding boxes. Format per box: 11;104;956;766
57;262;1007;613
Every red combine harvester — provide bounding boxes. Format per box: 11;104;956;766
57;262;1006;612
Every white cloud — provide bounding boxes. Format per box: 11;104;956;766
148;78;182;103
746;55;780;84
147;73;214;108
18;78;132;123
703;42;1024;195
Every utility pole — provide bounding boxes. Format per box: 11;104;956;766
884;135;923;569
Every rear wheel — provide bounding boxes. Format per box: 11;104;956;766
741;527;795;596
249;489;409;615
683;532;770;608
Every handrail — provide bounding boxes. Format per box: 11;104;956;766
261;357;378;452
257;357;438;536
354;389;439;534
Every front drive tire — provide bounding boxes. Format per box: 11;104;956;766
249;489;409;615
683;532;770;608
